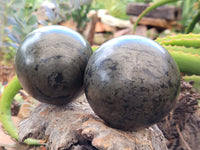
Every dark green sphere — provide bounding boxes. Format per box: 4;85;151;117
15;25;92;105
84;35;180;131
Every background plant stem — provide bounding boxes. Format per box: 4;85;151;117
185;10;200;34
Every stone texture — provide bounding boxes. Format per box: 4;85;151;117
18;95;168;150
15;26;92;105
84;35;180;131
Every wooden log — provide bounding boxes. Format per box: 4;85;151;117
18;95;168;150
98;9;132;28
130;16;183;30
84;10;98;45
126;3;182;21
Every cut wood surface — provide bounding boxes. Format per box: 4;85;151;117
126;3;182;21
18;95;168;150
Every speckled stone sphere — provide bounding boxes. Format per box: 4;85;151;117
84;35;180;131
15;25;92;105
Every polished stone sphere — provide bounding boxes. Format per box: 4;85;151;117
84;35;180;131
15;25;92;105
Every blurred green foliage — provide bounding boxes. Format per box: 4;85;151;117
91;0;174;20
0;0;200;63
0;0;40;62
180;0;200;33
0;0;92;63
91;0;200;33
44;0;92;33
91;0;132;20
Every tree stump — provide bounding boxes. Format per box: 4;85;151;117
18;95;168;150
158;80;200;150
19;80;200;150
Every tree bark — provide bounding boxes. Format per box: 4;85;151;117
158;81;200;150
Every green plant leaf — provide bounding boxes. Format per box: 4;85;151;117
39;20;48;26
6;17;17;26
22;26;33;35
8;32;21;44
27;15;38;25
185;10;200;33
17;8;25;19
183;75;200;93
13;15;24;28
12;26;23;39
0;82;5;95
60;2;71;12
14;93;24;104
52;0;61;11
12;0;25;9
7;42;18;50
